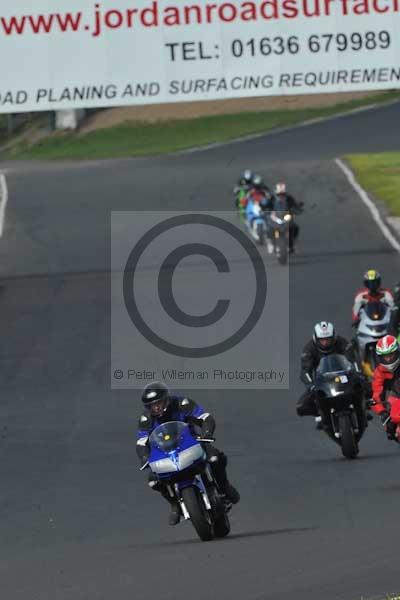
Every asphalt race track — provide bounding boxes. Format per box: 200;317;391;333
1;101;400;600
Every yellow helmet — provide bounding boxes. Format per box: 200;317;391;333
363;269;381;294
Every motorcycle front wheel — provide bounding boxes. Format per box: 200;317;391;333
278;235;287;265
256;222;265;246
181;486;214;541
213;511;231;538
338;414;359;459
208;486;231;538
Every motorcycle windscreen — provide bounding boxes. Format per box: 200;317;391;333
364;300;389;323
316;353;354;379
148;421;187;453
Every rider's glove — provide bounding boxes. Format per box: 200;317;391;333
201;415;216;438
201;425;214;438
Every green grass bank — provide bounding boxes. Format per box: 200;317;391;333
4;91;400;160
346;151;400;216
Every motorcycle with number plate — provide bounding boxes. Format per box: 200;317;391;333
314;354;368;459
356;300;391;378
145;421;231;542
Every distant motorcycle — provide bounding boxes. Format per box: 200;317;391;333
142;421;231;542
234;185;248;220
268;201;303;264
246;202;268;246
269;210;292;264
314;353;368;459
355;300;391;377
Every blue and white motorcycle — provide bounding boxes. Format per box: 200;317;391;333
246;200;269;246
142;421;231;541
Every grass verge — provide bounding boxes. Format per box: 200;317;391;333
4;91;400;160
346;151;400;216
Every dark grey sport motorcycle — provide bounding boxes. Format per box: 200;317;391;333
314;353;368;459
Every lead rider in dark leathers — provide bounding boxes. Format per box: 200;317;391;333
296;321;371;420
136;382;240;525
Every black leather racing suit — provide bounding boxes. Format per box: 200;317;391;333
270;193;302;251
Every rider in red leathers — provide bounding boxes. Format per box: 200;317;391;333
245;174;272;208
371;335;400;440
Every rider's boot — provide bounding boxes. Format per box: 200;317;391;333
221;481;240;504
159;488;181;525
208;451;240;505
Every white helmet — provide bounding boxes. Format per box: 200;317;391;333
313;321;336;353
275;182;286;195
242;169;253;183
376;335;400;372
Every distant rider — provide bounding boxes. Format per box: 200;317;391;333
388;281;400;338
136;382;240;525
352;269;393;325
233;169;253;211
296;321;366;426
244;174;272;244
235;169;253;190
371;335;400;440
246;173;272;204
272;182;303;254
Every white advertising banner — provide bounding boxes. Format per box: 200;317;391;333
1;0;400;112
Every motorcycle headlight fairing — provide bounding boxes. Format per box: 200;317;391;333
329;387;345;397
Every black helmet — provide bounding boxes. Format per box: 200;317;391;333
142;381;170;417
363;269;381;295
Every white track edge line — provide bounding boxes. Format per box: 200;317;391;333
335;157;400;254
0;173;8;238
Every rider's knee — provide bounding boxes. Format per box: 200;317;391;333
209;450;227;468
148;474;162;491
